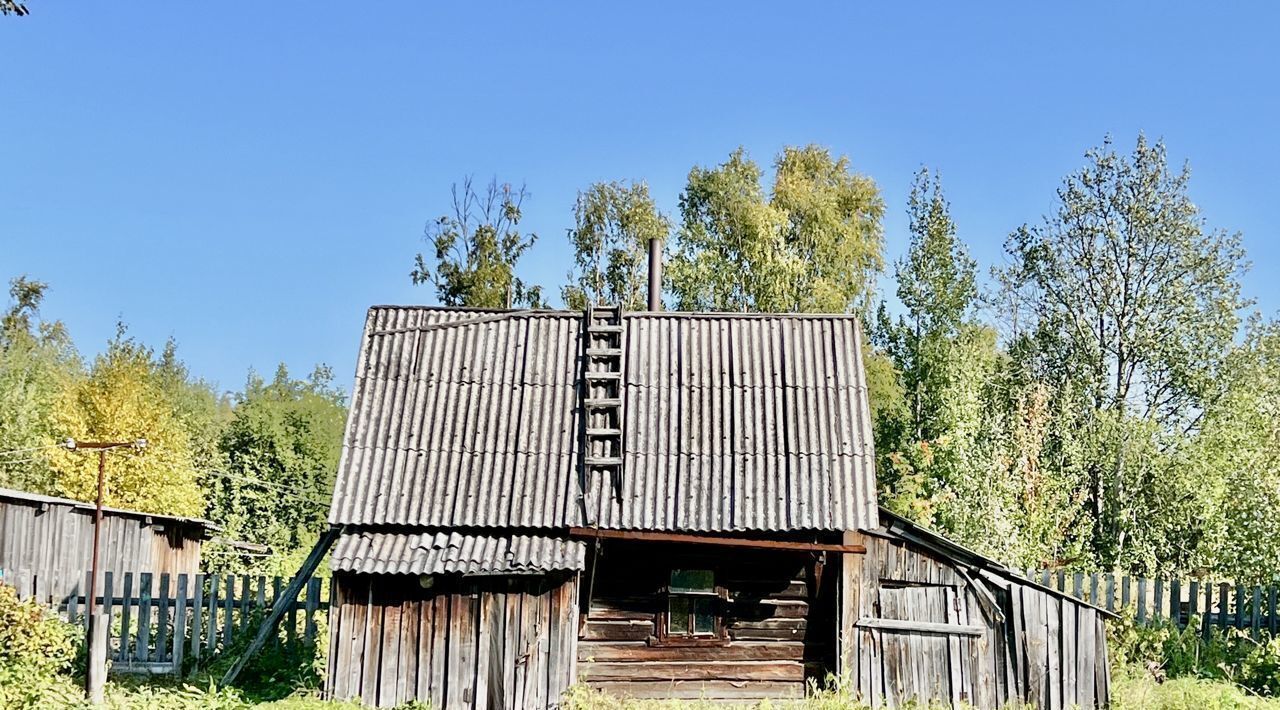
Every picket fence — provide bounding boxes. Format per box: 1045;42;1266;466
1027;568;1280;639
36;571;331;675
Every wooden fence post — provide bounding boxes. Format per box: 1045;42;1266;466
1218;583;1230;632
120;572;134;661
1153;578;1164;619
1136;578;1147;624
223;575;235;647
1251;587;1261;640
191;573;205;670
207;573;220;653
1188;580;1200;630
173;574;188;674
1170;579;1181;628
137;572;153;663
156;573;170;661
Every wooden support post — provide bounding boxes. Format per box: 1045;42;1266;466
219;526;342;687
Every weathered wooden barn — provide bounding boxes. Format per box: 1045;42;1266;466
324;305;1112;709
0;487;214;604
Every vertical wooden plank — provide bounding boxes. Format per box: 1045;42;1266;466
1170;578;1182;628
398;594;418;707
120;572;134;662
1078;608;1096;709
223;574;235;647
329;579;349;700
429;594;449;710
445;591;472;710
83;570;93;632
1121;575;1132;611
1235;583;1246;629
1046;594;1061;710
361;583;382;707
272;576;284;647
190;573;205;668
415;586;436;704
1135;578;1147;624
156;573;170;662
378;588;402;708
1153;578;1164;619
137;572;153;662
239;575;252;634
1072;572;1083;601
102;571;115;661
502;586;520;710
305;578;321;644
1088;573;1099;606
287;575;299;645
1105;573;1115;613
1203;583;1215;639
1264;585;1274;637
944;587;962;708
474;588;491;710
1188;580;1200;632
1251;586;1262;640
1061;598;1077;710
173;574;188;674
67;576;79;625
1218;582;1230;631
207;573;220;652
347;578;370;701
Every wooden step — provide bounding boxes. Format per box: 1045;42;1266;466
586;348;623;357
587;428;622;437
584;371;622;380
590;325;624;333
585;457;624;466
585;398;622;409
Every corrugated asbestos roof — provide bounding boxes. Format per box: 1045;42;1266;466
332;530;584;575
328;306;878;538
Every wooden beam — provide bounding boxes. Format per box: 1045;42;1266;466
854;617;985;637
567;527;866;554
219;526;343;687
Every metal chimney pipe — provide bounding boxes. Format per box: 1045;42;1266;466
647;236;663;311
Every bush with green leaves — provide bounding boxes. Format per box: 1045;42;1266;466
0;581;83;707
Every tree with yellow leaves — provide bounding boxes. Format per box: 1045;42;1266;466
49;329;204;518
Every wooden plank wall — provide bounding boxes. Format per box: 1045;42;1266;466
0;497;203;606
577;540;835;703
845;531;1110;710
327;573;578;710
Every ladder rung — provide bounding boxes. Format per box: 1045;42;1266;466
587;428;622;437
590;325;624;333
585;457;623;466
585;371;622;379
586;348;623;357
585;398;622;408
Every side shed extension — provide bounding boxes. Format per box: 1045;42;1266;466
841;510;1112;709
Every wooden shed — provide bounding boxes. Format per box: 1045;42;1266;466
0;487;214;605
841;511;1113;708
323;305;1112;709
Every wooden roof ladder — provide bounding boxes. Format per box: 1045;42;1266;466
584;304;625;501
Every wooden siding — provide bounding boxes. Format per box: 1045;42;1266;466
842;531;1110;709
326;573;578;709
0;495;203;605
577;539;836;702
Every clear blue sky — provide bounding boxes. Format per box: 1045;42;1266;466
2;2;1277;393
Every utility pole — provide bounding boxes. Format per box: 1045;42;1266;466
63;438;146;704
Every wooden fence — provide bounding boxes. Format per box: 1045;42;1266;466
22;571;330;675
1027;569;1280;639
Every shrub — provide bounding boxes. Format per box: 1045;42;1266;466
1109;610;1280;698
0;581;83;707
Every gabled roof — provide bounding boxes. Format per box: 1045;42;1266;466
328;306;879;540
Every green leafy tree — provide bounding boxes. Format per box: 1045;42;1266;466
207;364;346;574
1000;134;1251;570
561;180;670;310
0;1;28;17
667;145;884;313
0;277;82;494
411;177;546;308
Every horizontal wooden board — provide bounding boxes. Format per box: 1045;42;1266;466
582;660;805;682
589;680;805;700
578;641;808;663
582;620;654;641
